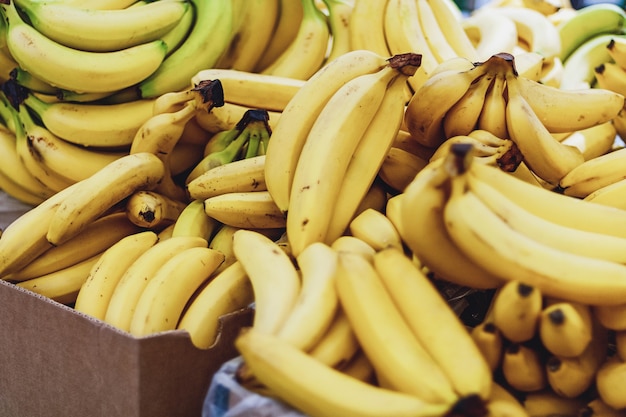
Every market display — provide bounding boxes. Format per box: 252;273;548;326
2;0;626;415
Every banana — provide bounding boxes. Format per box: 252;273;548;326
203;191;286;229
505;69;585;184
415;0;460;64
595;61;626;97
22;92;155;148
2;2;168;94
129;246;224;336
253;0;304;72
348;209;403;252
194;101;281;135
260;0;330;80
137;0;234;99
596;355;626;411
462;9;518;61
538;55;564;87
584;177;626;210
124;190;187;230
501;343;548;392
322;0;354;64
335;349;376;384
306;306;360;368
207;224;241;275
10;67;56;95
559;147;626;198
593;303;626;331
335;251;458;404
263;49;389;213
404;57;490;148
352;179;389;220
491;280;542;343
3;212;140;283
25;122;126;184
74;230;159;320
215;0;279;72
560;121;617;162
0;121;54;200
15;254;102;305
348;0;390;57
103;235;208;332
468;171;626;264
0;179;83;278
286;55;420;256
559;33;615;90
324;73;409;243
234;327;453;417
470;161;626;239
485;6;561;60
514;74;625;134
0;170;43;206
188;154;266;200
13;0;189;52
522;390;587;416
170;198;219;242
477;73;508;139
329;235;377;261
617;331;626;361
558;2;626;62
275;242;339;351
442;71;495;138
45;152;165;246
442;147;626;306
383;0;438;91
373;247;493;400
538;300;593;358
398;158;503;289
485;382;529;417
470;321;504;372
545;319;608;398
232;229;300;336
427;0;478;62
607;36;626;71
177;260;254;349
192;68;304;112
169;141;204;177
582;397;626;417
367;144;426;190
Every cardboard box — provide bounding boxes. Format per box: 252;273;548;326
0;279;253;417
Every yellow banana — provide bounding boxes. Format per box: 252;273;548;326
560;147;626;198
477;72;508;139
125;190;187;230
187;155;266;200
307;306;361;368
560;121;617;162
329;235;377;261
538;300;593;358
501;343;548;392
203;191;286;229
491;280;542;343
596;355;626;411
348;0;390;57
593;302;626;331
171;199;219;242
470;321;504;372
322;0;354;64
348;209;403;252
443;71;496;138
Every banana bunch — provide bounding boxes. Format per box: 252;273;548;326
404;52;624;185
229;228;497;417
264;50;422;257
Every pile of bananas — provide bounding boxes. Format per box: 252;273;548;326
4;0;626;415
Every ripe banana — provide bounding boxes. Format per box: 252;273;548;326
207;224;241;275
470;321;504;372
177;261;254;350
607;36;626;71
275;242;339;351
129;246;224;336
515;75;624;134
348;209;403;252
443;71;495;138
104;236;208;332
232;229;300;336
522;390;586;417
3;2;168;94
13;0;189;52
306;306;360;369
322;0;354;64
348;0;390;57
560;33;615;90
74;231;159;321
538;301;593;358
329;235;376;261
16;254;102;305
203;191;285;229
477;73;508;139
559;147;626;198
235;327;453;417
491;280;542;343
560;121;617;162
373;247;493;400
593;302;626;331
264;49;390;214
187;155;266;200
192;68;304;112
596;355;626;411
171;199;219;242
582;396;626;417
46;152;165;246
4;212;139;283
125;190;187;230
260;0;329;80
253;0;303;72
501;343;547;392
22;92;155;148
505;70;585;184
335;251;458;404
